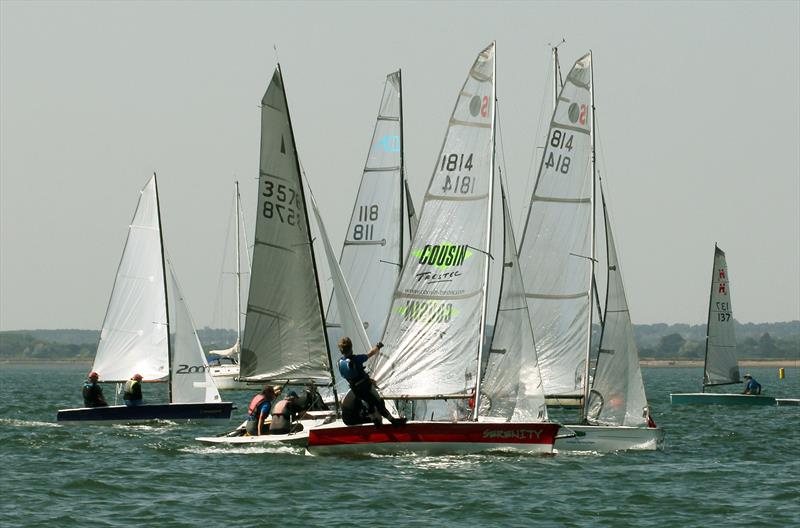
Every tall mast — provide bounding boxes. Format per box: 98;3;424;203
277;63;340;411
581;51;596;422
701;243;718;392
234;180;242;345
398;69;405;268
552;45;559;111
153;172;173;403
473;42;497;421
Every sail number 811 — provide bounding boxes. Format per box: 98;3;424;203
440;153;476;194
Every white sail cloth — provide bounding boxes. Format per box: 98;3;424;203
704;246;740;386
585;200;647;426
240;67;331;383
326;71;407;395
92;176;169;382
518;53;593;397
372;43;495;399
480;188;548;421
166;260;222;403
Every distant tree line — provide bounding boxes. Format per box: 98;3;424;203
1;323;798;361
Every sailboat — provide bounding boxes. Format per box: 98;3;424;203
57;175;233;424
517;50;663;451
206;181;252;390
325;70;417;399
197;64;373;445
671;245;776;406
307;43;560;455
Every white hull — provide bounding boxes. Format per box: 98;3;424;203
555;425;665;452
196;411;336;447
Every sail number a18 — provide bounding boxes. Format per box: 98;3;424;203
353;204;379;240
546;129;574;174
262;179;303;229
715;302;732;322
440;153;476;194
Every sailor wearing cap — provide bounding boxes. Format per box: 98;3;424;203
742;374;762;395
82;371;108;408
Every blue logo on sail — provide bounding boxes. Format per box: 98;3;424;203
377;135;400;153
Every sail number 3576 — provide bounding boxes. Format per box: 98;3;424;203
262;180;302;229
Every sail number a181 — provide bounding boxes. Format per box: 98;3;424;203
715;301;732;322
546;129;574;175
353;204;379;240
262;179;302;229
440;153;475;194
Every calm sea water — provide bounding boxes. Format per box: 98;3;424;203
1;364;798;527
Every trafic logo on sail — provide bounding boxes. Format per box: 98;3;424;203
413;243;472;269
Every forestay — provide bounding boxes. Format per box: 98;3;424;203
372;43;495;399
327;71;406;347
704;245;740;387
240;67;331;383
480;186;548;421
166;260;222;403
92;176;169;382
518;53;593;398
585;196;648;426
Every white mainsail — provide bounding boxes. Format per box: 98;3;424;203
518;53;594;398
327;71;408;347
310;192;372;358
92;175;169;382
703;245;740;387
585;191;648;426
372;43;496;399
166;260;222;403
239;66;331;383
480;184;548;422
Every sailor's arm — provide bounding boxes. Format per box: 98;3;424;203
367;342;384;358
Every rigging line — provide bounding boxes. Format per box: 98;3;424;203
520;47;556;233
495;101;512;205
211;190;237;329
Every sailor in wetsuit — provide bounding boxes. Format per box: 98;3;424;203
337;336;406;427
742;374;762;395
82;371;108;408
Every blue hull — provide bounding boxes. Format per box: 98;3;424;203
56;402;233;424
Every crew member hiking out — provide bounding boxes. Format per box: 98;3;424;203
337;336;406;427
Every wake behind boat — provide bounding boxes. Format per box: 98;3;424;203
56;175;232;424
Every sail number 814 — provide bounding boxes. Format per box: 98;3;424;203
546;130;574;174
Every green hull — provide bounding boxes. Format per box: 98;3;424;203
670;393;776;406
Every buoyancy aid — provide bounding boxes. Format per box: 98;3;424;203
123;379;141;401
248;393;267;416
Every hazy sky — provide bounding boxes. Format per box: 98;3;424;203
1;1;798;330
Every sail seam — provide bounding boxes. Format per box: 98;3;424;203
344;240;387;246
449;118;492;129
424;192;489;202
532;195;591;204
550;122;590;135
253;240;295;253
526;292;588;300
377;116;400;122
364;166;400;172
259;170;291;183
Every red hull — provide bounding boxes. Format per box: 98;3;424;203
307;421;559;455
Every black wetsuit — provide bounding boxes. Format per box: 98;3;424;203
82;381;108;408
